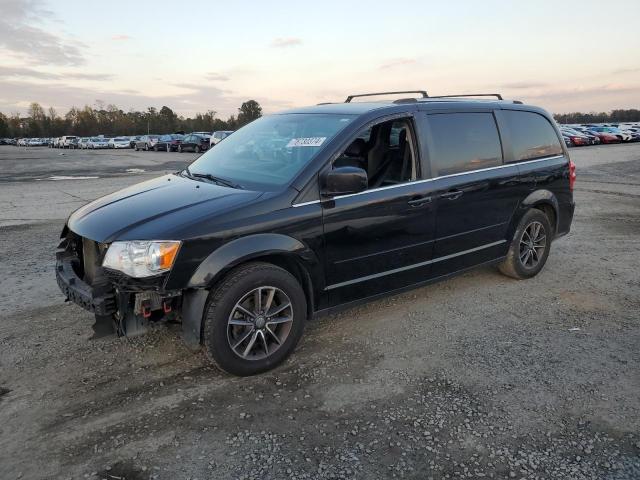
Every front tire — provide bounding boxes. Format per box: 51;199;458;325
203;262;307;376
499;209;552;280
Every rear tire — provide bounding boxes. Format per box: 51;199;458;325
203;262;307;376
499;209;552;280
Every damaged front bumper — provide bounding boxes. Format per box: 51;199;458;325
55;231;182;337
56;238;117;316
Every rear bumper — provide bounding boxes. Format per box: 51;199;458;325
556;200;575;238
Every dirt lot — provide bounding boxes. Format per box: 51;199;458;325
0;144;639;479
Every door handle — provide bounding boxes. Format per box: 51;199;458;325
408;196;432;207
440;189;463;200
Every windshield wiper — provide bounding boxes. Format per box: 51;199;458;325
187;170;243;189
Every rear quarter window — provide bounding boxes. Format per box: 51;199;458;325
427;112;503;177
502;110;563;162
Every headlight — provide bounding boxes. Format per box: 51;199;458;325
102;241;181;278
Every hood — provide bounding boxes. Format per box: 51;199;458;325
68;174;263;242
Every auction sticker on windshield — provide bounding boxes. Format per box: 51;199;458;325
287;137;327;148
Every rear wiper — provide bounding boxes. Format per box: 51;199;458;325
188;171;243;189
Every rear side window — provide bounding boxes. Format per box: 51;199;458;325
428;112;502;176
503;110;563;162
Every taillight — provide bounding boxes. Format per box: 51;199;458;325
569;159;576;191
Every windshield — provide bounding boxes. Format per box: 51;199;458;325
187;113;355;190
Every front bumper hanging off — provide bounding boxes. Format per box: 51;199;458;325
55;232;183;338
55;238;117;316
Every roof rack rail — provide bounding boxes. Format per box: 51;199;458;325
345;90;428;103
428;93;503;100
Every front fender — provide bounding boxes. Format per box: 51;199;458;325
187;233;318;288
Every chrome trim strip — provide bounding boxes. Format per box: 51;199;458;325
292;155;565;206
291;200;321;207
325;239;506;290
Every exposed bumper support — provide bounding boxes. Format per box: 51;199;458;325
55;248;117;316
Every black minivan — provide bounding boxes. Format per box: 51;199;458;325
56;91;575;376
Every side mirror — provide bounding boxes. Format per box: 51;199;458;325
321;166;368;197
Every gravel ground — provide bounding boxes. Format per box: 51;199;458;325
0;144;638;479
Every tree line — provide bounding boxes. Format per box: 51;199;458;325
0;100;263;138
1;101;638;138
553;109;640;124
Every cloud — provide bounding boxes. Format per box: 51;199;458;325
0;79;241;117
379;58;417;70
111;34;132;41
67;72;114;81
205;72;230;82
0;65;59;80
0;77;297;118
0;0;85;66
524;84;639;101
499;81;548;89
0;65;113;81
612;67;640;75
270;37;302;48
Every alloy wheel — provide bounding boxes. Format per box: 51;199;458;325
227;286;293;361
519;221;546;268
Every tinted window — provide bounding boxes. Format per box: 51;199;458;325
503;110;563;162
428;113;502;176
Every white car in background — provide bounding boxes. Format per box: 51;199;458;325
209;130;234;147
87;137;110;149
60;135;78;148
108;137;131;149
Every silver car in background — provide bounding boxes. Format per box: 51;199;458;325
87;137;110;149
209;130;234;147
108;137;131;149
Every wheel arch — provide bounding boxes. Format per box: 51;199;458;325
509;189;559;240
181;234;322;346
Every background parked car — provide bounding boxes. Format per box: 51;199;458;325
154;134;183;152
178;133;210;153
589;126;633;142
209;130;233;147
560;127;591;147
585;129;621;144
108;137;131;149
129;135;142;148
87;137;109;149
60;135;78;148
134;135;160;151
